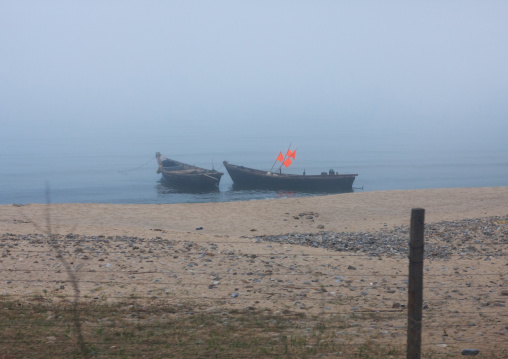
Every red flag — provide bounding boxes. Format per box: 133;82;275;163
287;149;296;160
276;152;284;162
283;157;292;168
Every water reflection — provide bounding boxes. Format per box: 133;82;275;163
157;178;220;194
155;178;355;204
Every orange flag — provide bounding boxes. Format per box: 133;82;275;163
287;149;296;160
276;152;284;162
283;157;292;168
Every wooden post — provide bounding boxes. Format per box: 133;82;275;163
407;208;425;359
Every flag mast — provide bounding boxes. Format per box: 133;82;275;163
270;143;292;173
270;152;284;173
276;145;296;173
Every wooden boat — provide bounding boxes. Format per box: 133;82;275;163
156;152;223;191
223;161;357;191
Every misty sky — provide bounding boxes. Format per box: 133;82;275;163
1;1;508;154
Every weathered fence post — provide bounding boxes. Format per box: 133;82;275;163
407;208;425;359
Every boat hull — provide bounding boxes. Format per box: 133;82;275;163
159;170;223;191
156;153;223;191
223;161;357;191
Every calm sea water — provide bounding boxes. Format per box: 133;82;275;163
1;124;507;205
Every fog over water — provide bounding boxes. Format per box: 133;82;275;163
1;2;507;204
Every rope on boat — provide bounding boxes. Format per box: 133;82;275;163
118;155;156;173
202;173;220;181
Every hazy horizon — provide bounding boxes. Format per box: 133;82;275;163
1;1;508;169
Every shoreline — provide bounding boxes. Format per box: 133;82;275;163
1;187;507;238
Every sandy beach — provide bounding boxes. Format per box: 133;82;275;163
2;187;507;238
1;187;507;357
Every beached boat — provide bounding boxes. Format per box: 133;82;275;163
223;161;357;191
156;152;223;191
